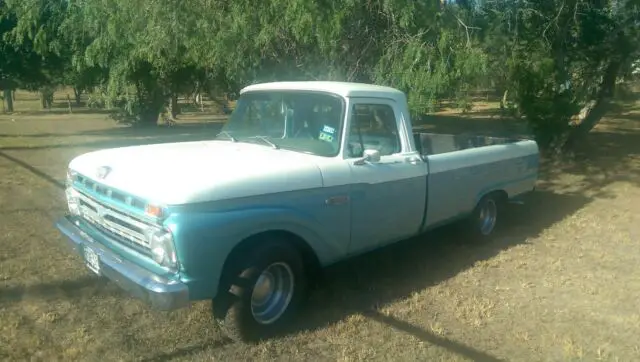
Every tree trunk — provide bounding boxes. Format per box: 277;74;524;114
136;90;165;126
73;88;82;105
40;89;54;109
563;59;622;148
169;93;179;119
499;89;508;109
66;94;73;114
140;109;161;125
3;89;14;112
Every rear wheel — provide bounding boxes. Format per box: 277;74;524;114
468;193;503;240
213;238;308;343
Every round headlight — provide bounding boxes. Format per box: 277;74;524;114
66;187;81;216
147;229;177;269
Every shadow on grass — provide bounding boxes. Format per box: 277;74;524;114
7;108;114;116
0;123;228;151
366;310;506;362
0;122;226;151
0;275;118;304
538;129;640;196
139;339;232;362
0;132;66;138
0;150;66;190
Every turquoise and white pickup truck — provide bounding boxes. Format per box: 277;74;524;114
56;81;539;342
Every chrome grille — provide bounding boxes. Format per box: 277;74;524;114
76;190;153;252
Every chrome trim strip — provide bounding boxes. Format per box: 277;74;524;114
55;216;189;311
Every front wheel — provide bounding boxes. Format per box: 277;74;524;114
213;239;308;343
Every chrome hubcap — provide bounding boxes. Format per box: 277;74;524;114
250;262;295;325
478;199;497;236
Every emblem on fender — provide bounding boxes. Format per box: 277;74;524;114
96;166;112;179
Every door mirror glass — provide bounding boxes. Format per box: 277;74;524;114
354;149;381;165
363;149;381;162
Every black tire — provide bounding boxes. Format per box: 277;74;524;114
467;193;503;240
213;238;308;343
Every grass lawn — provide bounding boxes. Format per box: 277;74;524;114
1;90;640;361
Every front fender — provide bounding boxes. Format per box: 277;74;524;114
164;206;345;300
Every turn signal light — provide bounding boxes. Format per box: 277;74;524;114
145;204;164;218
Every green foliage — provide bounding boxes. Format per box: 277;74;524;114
477;0;640;150
0;5;49;91
1;0;639;148
512;59;576;149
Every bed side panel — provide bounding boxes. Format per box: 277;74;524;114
423;140;538;230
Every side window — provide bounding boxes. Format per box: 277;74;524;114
346;103;401;158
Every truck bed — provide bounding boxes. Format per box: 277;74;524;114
413;132;524;156
413;132;539;231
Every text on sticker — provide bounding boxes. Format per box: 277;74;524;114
322;125;336;134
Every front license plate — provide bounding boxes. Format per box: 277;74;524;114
83;246;101;275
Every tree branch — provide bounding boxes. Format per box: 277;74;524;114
454;15;480;47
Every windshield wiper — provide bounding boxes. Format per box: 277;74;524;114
216;131;237;142
246;135;279;149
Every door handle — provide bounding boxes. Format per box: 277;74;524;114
406;156;422;165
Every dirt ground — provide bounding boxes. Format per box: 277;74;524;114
1;91;640;361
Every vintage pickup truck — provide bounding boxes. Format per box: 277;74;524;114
56;81;539;342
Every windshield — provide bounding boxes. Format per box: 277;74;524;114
218;91;345;157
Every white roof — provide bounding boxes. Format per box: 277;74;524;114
241;81;406;100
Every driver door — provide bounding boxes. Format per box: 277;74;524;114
345;98;428;255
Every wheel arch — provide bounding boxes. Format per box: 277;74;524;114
482;189;508;204
476;188;508;207
218;229;323;293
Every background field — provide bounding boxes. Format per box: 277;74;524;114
1;90;640;361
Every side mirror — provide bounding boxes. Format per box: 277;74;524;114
353;149;381;165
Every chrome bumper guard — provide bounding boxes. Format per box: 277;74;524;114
55;216;190;311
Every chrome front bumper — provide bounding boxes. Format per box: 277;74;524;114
55;216;190;311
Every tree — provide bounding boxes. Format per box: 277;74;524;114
4;0;636;151
477;0;640;150
4;0;199;123
1;0;79;111
5;0;489;124
188;0;487;115
0;2;47;112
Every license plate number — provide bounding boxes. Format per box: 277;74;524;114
83;246;101;275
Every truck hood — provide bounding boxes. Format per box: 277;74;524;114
68;140;325;205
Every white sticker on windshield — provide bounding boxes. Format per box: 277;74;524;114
322;125;336;134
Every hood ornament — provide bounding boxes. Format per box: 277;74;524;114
96;166;112;180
